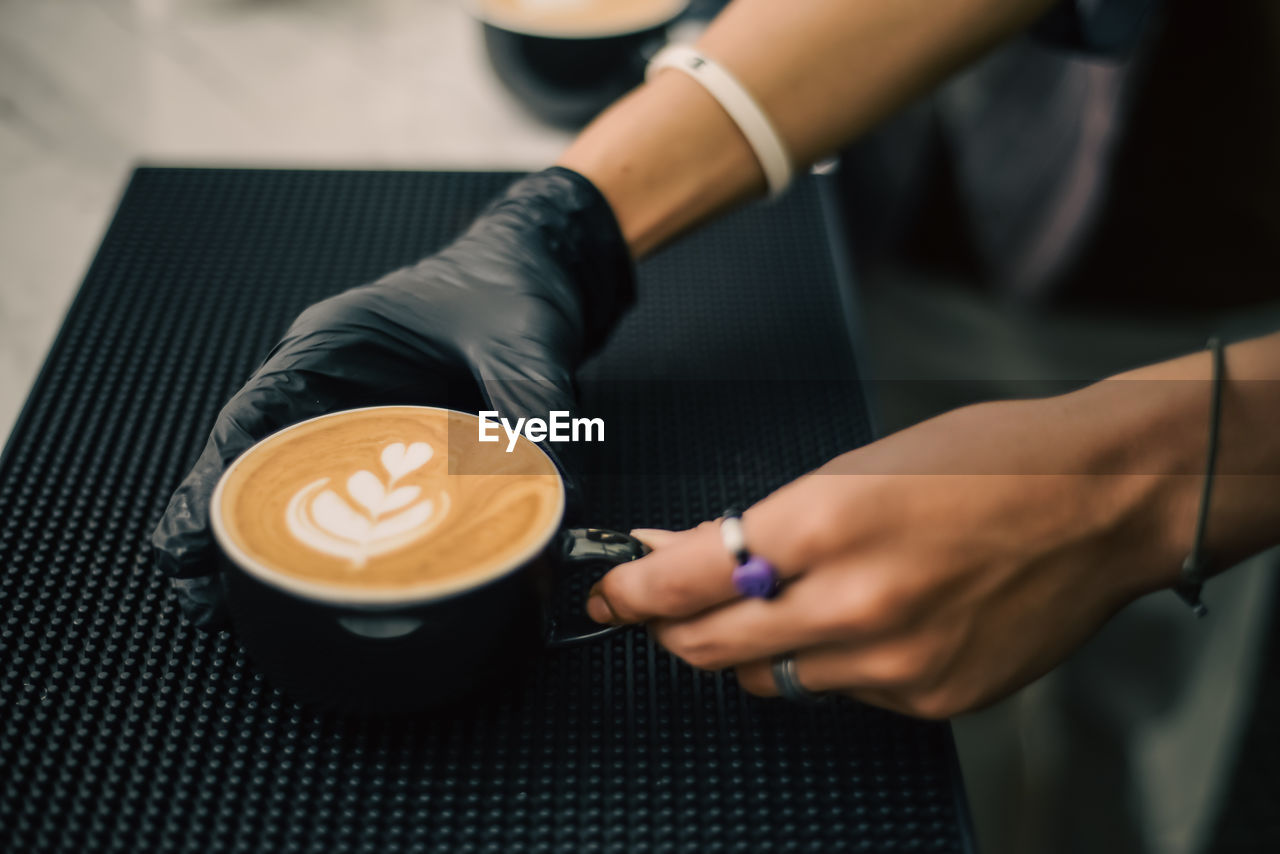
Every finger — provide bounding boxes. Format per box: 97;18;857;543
584;529;682;622
152;428;253;632
629;528;682;549
152;441;227;582
151;418;255;582
170;576;231;632
593;472;865;626
589;510;804;624
273;285;467;409
648;567;891;670
733;657;914;715
152;374;331;583
733;640;938;709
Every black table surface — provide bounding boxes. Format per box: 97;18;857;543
0;168;972;853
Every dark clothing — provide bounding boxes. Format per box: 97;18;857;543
839;0;1280;313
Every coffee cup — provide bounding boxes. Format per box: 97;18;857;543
469;0;690;127
209;405;642;715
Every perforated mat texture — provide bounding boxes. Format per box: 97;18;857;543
0;168;971;853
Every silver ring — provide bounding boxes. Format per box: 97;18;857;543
772;653;822;703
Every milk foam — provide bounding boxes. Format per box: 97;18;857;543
285;441;447;566
217;407;565;595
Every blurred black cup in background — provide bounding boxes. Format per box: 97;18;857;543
470;0;690;127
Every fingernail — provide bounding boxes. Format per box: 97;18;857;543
586;593;614;624
630;528;676;548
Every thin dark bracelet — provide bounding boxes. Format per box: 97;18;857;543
1174;337;1225;618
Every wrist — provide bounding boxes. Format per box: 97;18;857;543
1066;335;1280;601
487;167;637;356
1066;355;1219;597
556;70;763;258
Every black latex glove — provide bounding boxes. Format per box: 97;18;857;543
151;167;635;630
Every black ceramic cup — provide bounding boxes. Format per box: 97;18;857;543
210;409;642;717
470;0;690;127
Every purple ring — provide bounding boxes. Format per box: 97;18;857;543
732;555;780;599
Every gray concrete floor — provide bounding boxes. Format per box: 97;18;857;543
0;0;579;446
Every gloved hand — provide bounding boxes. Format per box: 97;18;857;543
151;167;635;630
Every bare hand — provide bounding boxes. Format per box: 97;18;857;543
587;392;1194;718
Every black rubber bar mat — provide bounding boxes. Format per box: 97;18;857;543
0;168;971;853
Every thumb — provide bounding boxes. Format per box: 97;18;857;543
150;424;250;630
152;373;331;629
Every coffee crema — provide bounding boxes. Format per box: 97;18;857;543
475;0;686;37
215;407;563;596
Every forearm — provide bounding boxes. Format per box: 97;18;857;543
557;0;1055;257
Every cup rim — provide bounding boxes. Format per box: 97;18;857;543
210;405;566;608
465;0;689;40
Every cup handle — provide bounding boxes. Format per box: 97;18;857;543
545;527;650;648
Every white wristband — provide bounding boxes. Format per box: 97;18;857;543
645;45;793;199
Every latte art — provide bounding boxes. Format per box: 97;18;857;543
286;442;447;566
214;407;564;596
